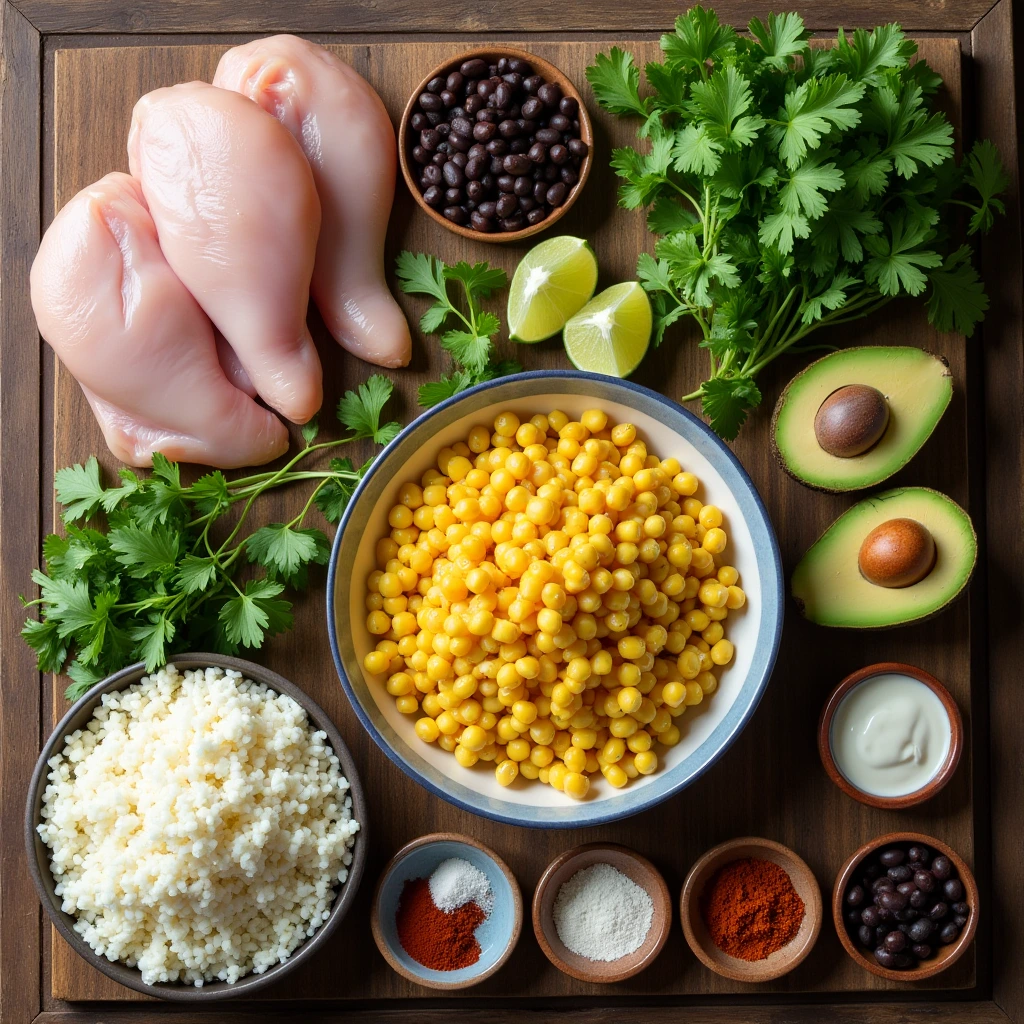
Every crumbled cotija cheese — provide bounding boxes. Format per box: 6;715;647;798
37;664;360;986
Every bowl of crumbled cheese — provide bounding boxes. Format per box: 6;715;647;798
25;655;366;1001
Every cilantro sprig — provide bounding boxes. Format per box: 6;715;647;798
395;252;521;406
587;7;1007;439
23;376;401;700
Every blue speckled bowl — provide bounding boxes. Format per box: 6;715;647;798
327;371;783;828
371;833;522;989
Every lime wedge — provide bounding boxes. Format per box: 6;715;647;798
562;282;652;378
507;236;598;343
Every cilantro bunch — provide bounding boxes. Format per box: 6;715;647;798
23;376;401;700
395;252;521;406
587;7;1007;438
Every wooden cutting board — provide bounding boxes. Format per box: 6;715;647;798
48;36;975;1003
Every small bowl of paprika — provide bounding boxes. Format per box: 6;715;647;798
370;832;522;990
681;837;823;983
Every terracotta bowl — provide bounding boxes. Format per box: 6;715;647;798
818;662;963;810
398;46;593;243
681;837;823;983
25;654;367;1002
833;831;979;982
371;832;522;990
532;842;671;983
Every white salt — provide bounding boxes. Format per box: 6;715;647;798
429;857;494;915
553;862;653;962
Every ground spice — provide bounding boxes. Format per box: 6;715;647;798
395;877;485;970
700;857;805;961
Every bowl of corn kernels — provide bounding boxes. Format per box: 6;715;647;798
326;371;783;827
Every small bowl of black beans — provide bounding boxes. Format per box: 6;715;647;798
399;47;593;241
833;832;978;982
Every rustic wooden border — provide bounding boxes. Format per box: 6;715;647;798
1;0;1020;1021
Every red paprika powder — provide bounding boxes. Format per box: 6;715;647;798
700;857;805;961
395;877;485;970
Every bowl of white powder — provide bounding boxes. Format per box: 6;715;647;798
25;655;366;1001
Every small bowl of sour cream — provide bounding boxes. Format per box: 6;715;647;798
818;663;963;809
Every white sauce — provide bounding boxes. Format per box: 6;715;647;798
830;673;951;797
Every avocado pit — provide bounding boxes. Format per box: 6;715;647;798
858;518;936;588
814;384;890;458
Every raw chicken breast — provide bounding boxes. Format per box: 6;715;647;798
128;81;323;423
30;172;290;468
214;36;412;368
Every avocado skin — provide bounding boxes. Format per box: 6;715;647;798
791;486;977;630
770;347;952;494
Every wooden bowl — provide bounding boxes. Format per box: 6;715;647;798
818;662;963;810
25;655;367;1002
371;832;522;990
681;837;822;983
398;47;593;243
532;842;671;983
833;831;979;982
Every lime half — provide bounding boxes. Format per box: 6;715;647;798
563;282;652;377
507;236;598;343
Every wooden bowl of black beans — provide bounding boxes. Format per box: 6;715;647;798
399;48;593;241
833;833;979;981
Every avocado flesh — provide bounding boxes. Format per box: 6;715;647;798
792;487;976;628
773;347;952;492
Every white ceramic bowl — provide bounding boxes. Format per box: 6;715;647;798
327;372;782;827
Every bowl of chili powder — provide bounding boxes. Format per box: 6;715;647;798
680;837;823;982
371;832;522;989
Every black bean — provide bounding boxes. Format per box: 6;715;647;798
895;907;919;922
528;142;548;164
452;132;474;153
431;152;447;168
543;163;560;181
411;112;430;132
477;200;497;218
465;181;484;203
930;856;952;880
549;113;571;132
486;141;509;159
538;82;562;107
872;879;894;895
497;57;509;74
421;185;443;207
508;57;531;74
476;107;498;124
880;848;905;868
470;211;494;232
426;76;446;94
569;138;589;159
436;123;451;139
858;924;875;948
440;90;457;108
412;145;430;165
500;215;525;232
549;143;570;165
909;889;927;909
460;58;488;78
943;879;964;902
421;128;441;152
526;207;548;225
489;156;505;175
876;905;893;921
897;881;917;898
907;846;931;865
419;91;444;112
874;947;898;968
514;175;533;196
559;95;579;117
422;163;443;186
449;106;467;120
928;902;949;921
477;79;496;99
953;913;969;928
560;167;579;186
499;119;520;139
939;922;960;944
496;174;516;193
846;885;866;907
878;890;907;912
488;65;499;77
908;917;934;942
426;111;443;126
535;127;561;145
520;97;544;120
952;901;969;916
504;153;532;175
494;82;513;109
883;929;907;952
913;871;935;892
480;173;495;189
444;187;462;203
443;205;467;224
446;70;465;92
888;865;912;883
518;195;536;212
523;75;543;94
442;161;464;187
533;181;549;202
449;117;472;138
465;157;487;181
464;94;485;116
494;192;518;218
912;943;933;959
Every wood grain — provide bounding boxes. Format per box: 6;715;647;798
10;0;1004;35
43;36;985;1006
0;4;42;1024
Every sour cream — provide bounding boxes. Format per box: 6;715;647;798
830;672;951;797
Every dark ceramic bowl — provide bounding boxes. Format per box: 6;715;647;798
833;831;979;982
25;654;367;1002
398;47;593;243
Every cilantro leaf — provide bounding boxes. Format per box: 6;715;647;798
864;212;943;295
419;371;475;408
65;660;106;702
647;195;700;235
672;124;723;176
925;245;988;337
661;5;737;70
586;47;648;117
128;614;175;672
22;616;68;674
337;374;400;445
832;24;916;86
108;522;181;579
440;330;491;374
688;66;764;150
219;578;292;649
443;261;508;298
247;524;329;583
394;250;448;302
801;270;862;323
866;81;953;178
748;11;809;69
189;471;230;515
656;233;738;306
55;457;119;523
963;139;1008;234
175;554;219;595
778;156;845;220
769;74;866;169
700;375;762;441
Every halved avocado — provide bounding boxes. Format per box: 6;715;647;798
772;347;952;492
792;487;976;629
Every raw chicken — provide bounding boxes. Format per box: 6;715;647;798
214;36;412;368
31;172;290;468
128;81;323;424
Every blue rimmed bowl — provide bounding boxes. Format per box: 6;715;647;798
327;371;783;828
370;833;522;989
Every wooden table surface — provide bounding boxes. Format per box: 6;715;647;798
2;2;1022;1022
